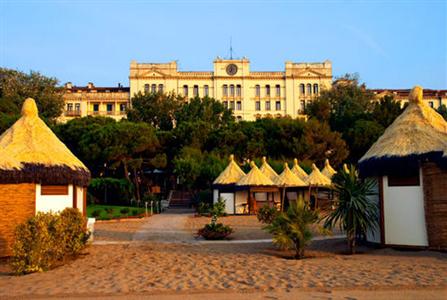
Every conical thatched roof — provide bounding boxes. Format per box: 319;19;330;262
0;98;90;186
213;154;245;185
291;158;308;180
236;161;275;187
275;163;307;187
359;86;447;176
305;164;331;186
321;159;337;178
259;156;278;181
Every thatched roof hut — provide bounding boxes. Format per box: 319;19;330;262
321;159;337;179
305;164;331;186
237;161;275;187
259;156;278;181
0;98;90;186
359;86;447;176
275;163;307;187
213;155;245;185
291;158;308;180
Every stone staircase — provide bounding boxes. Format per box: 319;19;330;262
168;190;192;208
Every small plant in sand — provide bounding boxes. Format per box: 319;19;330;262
197;214;234;240
257;204;279;224
323;164;378;254
264;199;318;259
196;201;210;216
210;197;226;217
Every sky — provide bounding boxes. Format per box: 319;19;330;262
1;0;446;89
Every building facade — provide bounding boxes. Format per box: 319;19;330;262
371;89;446;109
129;58;333;120
61;82;130;122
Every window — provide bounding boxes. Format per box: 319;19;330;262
236;101;242;110
307;84;312;95
75;103;80;111
93;104;99;112
300;84;305;95
429;101;434;108
193;85;199;97
255;101;261;111
67;103;73;111
388;170;420;186
120;104;127;112
230;84;235;97
223;85;228;97
158;84;164;93
223;101;228;109
236;85;241;97
275;101;281;111
230;101;235;110
255;85;260;97
313;84;319;95
151;84;156;93
236;116;242;121
266;85;271;96
204;85;209;97
106;103;114;113
41;185;68;195
276;85;280;97
265;101;271;111
300;100;306;111
144;84;150;93
183;85;188;96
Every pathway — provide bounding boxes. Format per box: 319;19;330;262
131;208;196;243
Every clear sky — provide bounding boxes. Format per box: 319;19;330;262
1;0;446;89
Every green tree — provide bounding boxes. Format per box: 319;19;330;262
371;95;404;127
345;119;384;162
323;165;378;254
0;68;64;121
437;104;447;121
265;199;319;259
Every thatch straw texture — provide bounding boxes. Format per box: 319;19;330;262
305;164;331;186
321;159;337;178
291;158;308;180
236;161;275;187
259;157;278;181
213;155;245;185
275;163;307;187
0;98;91;186
359;86;447;176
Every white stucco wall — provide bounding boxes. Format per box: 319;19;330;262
382;171;428;246
219;193;235;214
35;184;73;214
213;189;219;204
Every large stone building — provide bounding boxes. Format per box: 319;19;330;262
61;82;129;122
371;88;446;109
129;58;333;120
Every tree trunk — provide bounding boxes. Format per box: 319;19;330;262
133;167;141;204
348;235;356;254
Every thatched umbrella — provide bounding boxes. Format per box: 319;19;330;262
304;164;331;209
213;154;245;185
259;156;279;182
291;158;308;181
0;98;90;186
236;161;276;214
321;159;337;179
275;163;307;211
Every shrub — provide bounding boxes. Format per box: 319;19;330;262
120;208;130;215
264;199;319;259
196;202;210;216
197;216;233;240
131;209;139;216
91;209;102;218
11;208;88;275
257;205;278;224
105;207;114;217
210;197;226;217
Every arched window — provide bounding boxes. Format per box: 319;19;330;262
151;84;157;93
223;85;228;97
276;85;280;97
306;84;312;95
144;84;150;93
313;84;319;95
204;85;209;97
236;85;241;97
300;84;305;95
255;85;260;97
265;85;271;96
158;84;164;93
183;85;188;96
230;84;235;97
193;85;199;97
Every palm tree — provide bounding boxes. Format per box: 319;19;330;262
323;164;378;254
265;198;318;259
